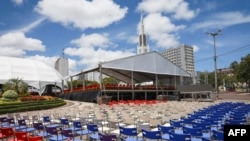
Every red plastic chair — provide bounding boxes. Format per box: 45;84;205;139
14;131;29;141
1;127;15;140
28;136;43;141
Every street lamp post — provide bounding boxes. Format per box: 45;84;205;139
206;29;222;99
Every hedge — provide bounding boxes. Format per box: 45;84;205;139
0;99;66;114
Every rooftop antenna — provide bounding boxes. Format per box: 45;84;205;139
62;48;65;58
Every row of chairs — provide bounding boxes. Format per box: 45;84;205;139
0;127;42;141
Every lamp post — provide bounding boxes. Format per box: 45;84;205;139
206;29;222;99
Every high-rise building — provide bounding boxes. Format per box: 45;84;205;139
55;57;69;78
137;14;149;54
162;44;195;74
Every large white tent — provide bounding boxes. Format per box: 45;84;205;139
0;56;63;90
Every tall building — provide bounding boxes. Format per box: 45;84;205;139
55;57;69;78
137;14;149;54
162;44;195;74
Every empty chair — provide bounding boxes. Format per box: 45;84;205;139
108;120;120;134
99;132;117;141
158;125;173;140
61;129;82;141
119;126;142;141
87;124;100;140
16;119;35;133
60;118;70;129
28;136;43;141
212;130;223;141
0;117;8;127
33;122;48;138
43;116;60;128
182;126;202;137
3;118;17;128
201;137;211;141
45;126;68;141
169;132;191;141
141;129;162;141
169;119;183;128
1;127;15;140
73;121;89;140
14;131;29;141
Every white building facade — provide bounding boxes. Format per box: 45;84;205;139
55;58;69;78
162;44;196;84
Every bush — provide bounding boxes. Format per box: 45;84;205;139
2;90;18;101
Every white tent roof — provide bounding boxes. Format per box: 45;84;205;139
0;56;63;89
73;51;191;83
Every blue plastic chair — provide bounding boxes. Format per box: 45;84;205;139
141;129;162;140
45;126;68;141
60;118;70;129
157;125;173;140
119;126;142;141
33;122;48;138
212;130;223;141
169;132;191;141
87;124;100;140
182;126;202;137
16;119;35;133
73;121;89;139
170;120;183;128
43;116;60;128
61;129;82;141
99;132;117;141
0;116;8;127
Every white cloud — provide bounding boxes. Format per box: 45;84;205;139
64;33;135;69
141;13;185;49
0;32;45;57
192;45;199;52
12;0;24;5
191;11;250;31
35;0;128;29
71;33;114;50
137;0;198;20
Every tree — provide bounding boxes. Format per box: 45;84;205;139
236;54;250;92
3;78;28;95
102;77;119;85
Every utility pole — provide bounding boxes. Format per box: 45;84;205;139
206;29;222;99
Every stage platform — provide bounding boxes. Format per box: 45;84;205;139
59;89;180;103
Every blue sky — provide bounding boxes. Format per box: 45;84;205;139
0;0;250;75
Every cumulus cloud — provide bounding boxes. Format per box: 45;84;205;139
0;32;46;57
137;0;198;20
71;33;114;50
140;13;185;49
64;33;135;69
190;11;250;31
35;0;128;29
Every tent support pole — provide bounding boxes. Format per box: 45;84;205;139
54;82;57;96
99;63;103;97
155;74;159;98
61;79;64;94
82;72;85;91
70;76;73;93
132;71;134;100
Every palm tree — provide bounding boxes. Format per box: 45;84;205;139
3;78;28;95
